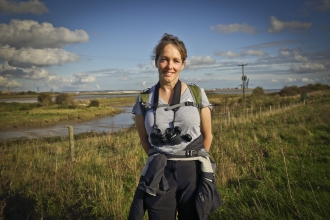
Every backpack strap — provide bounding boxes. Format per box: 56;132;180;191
187;83;202;115
139;83;202;117
139;88;151;118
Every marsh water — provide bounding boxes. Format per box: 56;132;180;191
0;106;134;140
0;93;137;140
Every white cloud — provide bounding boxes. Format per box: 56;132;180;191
0;0;48;14
214;50;240;58
270;79;279;83
211;23;257;34
73;73;96;83
0;19;89;48
0;45;79;68
242;50;267;57
302;77;314;83
137;63;155;73
290;62;328;73
96;85;101;89
0;75;22;88
186;56;216;67
285;78;296;82
279;48;309;62
214;49;267;58
268;16;312;33
44;74;97;91
0;62;52;79
279;48;293;57
294;54;309;62
46;75;73;87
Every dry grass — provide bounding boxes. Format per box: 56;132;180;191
0;91;329;219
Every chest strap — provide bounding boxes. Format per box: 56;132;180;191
148;148;209;158
142;101;199;112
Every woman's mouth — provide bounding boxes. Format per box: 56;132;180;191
164;72;174;76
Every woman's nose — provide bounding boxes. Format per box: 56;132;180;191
167;60;173;69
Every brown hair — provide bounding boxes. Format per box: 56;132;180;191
151;33;187;63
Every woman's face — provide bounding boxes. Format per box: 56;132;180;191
155;44;185;85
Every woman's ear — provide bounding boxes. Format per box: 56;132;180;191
155;59;158;68
180;62;185;70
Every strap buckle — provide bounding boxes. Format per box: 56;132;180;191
186;150;199;157
185;101;194;106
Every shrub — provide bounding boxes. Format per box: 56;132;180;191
55;93;75;105
89;100;100;107
37;92;53;106
252;87;265;97
279;86;301;96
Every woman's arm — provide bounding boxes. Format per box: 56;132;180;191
135;113;151;155
200;107;213;152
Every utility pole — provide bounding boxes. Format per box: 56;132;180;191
238;64;248;109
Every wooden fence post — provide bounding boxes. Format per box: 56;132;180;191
227;111;231;124
65;125;75;162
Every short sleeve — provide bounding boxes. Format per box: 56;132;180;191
200;88;213;111
132;95;143;115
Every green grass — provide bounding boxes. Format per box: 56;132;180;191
0;93;329;219
209;100;330;219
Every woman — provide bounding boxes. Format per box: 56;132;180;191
129;33;220;220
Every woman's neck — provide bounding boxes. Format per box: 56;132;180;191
159;79;179;93
158;80;180;104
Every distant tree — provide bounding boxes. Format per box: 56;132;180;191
55;93;75;105
26;91;37;95
279;86;301;96
89;100;100;107
252;86;265;97
38;92;52;106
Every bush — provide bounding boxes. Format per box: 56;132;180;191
89;100;100;107
37;92;53;106
55;93;75;105
279;86;301;96
252;87;265;97
300;83;330;93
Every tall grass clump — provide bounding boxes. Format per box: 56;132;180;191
0;128;147;219
209;98;330;219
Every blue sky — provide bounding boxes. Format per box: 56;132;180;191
0;0;329;92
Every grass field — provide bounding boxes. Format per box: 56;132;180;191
0;92;329;219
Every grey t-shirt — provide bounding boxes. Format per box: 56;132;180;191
132;84;212;154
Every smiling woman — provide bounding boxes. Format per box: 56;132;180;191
128;33;221;220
